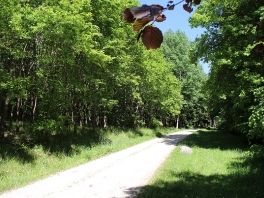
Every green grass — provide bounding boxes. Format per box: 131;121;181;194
0;127;179;194
138;130;264;198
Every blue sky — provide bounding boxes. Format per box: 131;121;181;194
139;0;210;74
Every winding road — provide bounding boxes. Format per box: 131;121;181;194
0;130;196;198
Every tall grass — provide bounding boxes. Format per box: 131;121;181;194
0;127;178;193
138;130;264;198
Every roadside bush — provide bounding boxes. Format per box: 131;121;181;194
150;119;163;129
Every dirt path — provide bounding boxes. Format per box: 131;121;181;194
0;130;196;198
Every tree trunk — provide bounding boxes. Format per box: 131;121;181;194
16;98;20;133
73;101;78;134
31;96;37;122
176;115;179;129
212;118;217;128
92;102;98;133
103;115;107;129
0;95;9;139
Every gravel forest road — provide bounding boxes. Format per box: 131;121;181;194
0;130;196;198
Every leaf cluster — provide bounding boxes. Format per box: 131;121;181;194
122;0;202;49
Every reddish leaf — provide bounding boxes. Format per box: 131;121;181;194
183;4;193;13
123;8;135;23
185;0;192;3
130;5;161;19
156;14;166;22
151;4;164;11
168;5;175;10
253;43;264;52
256;26;260;32
133;17;153;31
141;26;163;49
256;23;264;32
194;0;201;5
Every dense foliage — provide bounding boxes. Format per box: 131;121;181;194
0;0;188;140
190;0;264;142
162;30;209;128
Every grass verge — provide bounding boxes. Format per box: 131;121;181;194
0;127;179;194
137;129;264;198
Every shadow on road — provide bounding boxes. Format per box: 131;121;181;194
181;130;248;150
161;133;192;146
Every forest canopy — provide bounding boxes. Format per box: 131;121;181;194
0;0;208;141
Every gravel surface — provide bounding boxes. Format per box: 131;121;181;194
0;130;196;198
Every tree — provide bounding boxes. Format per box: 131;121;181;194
0;0;110;137
0;0;185;140
162;30;209;128
139;49;182;127
190;0;264;142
